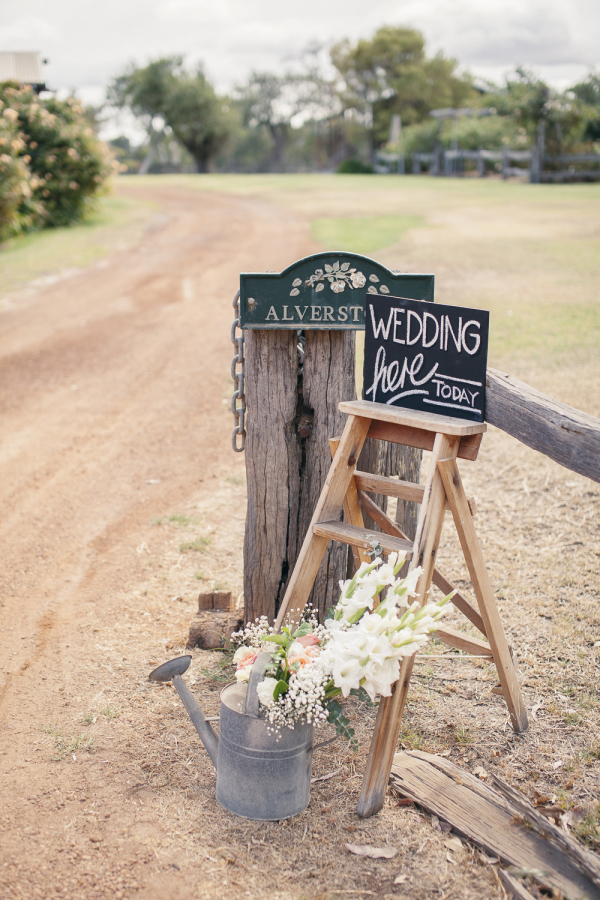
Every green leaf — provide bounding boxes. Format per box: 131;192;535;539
326;700;358;751
273;679;289;700
263;634;290;647
292;621;313;639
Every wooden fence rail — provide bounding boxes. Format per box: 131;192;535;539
378;148;600;183
486;368;600;484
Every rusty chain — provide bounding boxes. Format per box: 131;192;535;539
230;290;246;452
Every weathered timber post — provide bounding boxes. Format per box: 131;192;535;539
244;329;356;623
235;253;434;624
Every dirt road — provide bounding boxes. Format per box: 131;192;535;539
0;184;313;898
1;181;598;900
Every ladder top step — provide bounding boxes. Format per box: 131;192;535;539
339;400;487;437
313;520;413;558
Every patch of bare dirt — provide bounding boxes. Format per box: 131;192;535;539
1;181;598;900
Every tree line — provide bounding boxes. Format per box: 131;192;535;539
107;26;600;175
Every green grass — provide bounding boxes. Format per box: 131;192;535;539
0;191;154;295
310;214;424;255
152;514;199;528
179;536;212;553
119;174;600;389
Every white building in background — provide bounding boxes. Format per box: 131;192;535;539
0;52;46;92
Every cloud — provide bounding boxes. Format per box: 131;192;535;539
0;14;59;47
1;0;597;97
400;0;599;67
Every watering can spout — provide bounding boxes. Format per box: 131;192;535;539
148;656;219;768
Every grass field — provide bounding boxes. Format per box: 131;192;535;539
3;173;599;413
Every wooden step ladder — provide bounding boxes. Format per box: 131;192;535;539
274;399;528;818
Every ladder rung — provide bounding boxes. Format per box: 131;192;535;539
354;470;477;516
354;471;424;503
313;521;413;558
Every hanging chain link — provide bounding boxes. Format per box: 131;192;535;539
230;290;246;452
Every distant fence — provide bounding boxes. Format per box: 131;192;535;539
374;148;600;183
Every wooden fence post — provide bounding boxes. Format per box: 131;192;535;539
244;329;357;623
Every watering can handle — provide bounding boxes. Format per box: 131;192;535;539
245;650;272;717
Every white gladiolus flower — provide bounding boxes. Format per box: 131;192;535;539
324;557;452;702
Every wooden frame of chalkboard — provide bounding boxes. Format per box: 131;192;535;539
363;294;489;423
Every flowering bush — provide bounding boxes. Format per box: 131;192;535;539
232;552;452;744
0;83;114;239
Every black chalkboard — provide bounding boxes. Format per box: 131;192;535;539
363;294;489;422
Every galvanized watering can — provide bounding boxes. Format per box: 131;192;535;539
148;652;317;821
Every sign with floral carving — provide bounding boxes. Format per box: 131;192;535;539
239;252;434;330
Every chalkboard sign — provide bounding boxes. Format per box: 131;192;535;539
239;252;434;330
363;294;489;422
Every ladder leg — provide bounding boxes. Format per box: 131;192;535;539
357;433;460;818
274;414;372;631
438;457;528;733
329;438;371;570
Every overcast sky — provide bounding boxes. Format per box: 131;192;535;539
2;0;598;122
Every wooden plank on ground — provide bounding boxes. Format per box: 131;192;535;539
390;751;600;900
486;367;600;484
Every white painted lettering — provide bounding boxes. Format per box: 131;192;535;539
338;306;348;322
441;384;451;399
266;306;279;321
281;305;294;321
422;311;439;348
445;316;463;352
406;310;423;345
323;306;334;322
409;353;438;386
369;304;395;339
392;308;406;344
462;320;481;355
295;306;308;320
350;306;362;322
310;306;322;321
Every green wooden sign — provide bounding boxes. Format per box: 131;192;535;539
239;252;434;330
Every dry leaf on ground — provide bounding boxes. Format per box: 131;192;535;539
346;843;398;859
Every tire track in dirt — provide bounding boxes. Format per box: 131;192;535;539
0;185;311;724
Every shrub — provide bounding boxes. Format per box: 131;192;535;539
0;109;30;241
337;158;374;174
0;83;114;235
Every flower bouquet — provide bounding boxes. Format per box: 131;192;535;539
232;552;453;744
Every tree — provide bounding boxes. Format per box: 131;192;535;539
331;26;475;149
570;72;600;142
485;68;588;156
235;72;298;170
108;57;233;173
